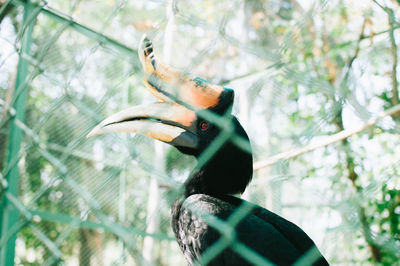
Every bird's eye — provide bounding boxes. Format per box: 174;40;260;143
199;121;208;131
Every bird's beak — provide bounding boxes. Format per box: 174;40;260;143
87;102;199;149
87;34;234;149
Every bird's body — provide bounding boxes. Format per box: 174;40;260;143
173;194;328;265
170;116;328;265
88;35;329;265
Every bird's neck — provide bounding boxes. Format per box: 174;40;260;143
183;143;253;198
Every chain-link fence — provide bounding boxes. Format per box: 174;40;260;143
1;0;400;265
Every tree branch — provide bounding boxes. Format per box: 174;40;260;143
253;104;400;170
359;206;382;261
339;18;368;86
373;0;399;106
388;14;399;106
219;24;400;87
387;10;399;106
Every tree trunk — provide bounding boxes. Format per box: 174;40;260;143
142;0;175;262
79;228;92;266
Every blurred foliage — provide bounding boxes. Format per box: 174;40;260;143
1;0;400;265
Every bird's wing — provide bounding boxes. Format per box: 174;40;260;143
175;194;306;266
218;194;329;266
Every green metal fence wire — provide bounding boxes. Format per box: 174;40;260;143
1;1;36;264
1;0;400;265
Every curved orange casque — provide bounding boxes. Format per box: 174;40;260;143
138;35;226;110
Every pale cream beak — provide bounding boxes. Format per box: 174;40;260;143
87;102;199;149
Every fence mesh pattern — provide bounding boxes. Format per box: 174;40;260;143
1;0;400;265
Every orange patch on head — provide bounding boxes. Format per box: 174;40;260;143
141;59;225;110
181;81;224;109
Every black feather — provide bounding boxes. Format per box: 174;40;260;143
170;115;329;265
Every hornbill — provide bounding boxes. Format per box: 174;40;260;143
88;35;329;266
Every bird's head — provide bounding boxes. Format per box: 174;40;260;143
88;35;253;196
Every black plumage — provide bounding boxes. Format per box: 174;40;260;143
171;116;329;265
88;35;329;266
